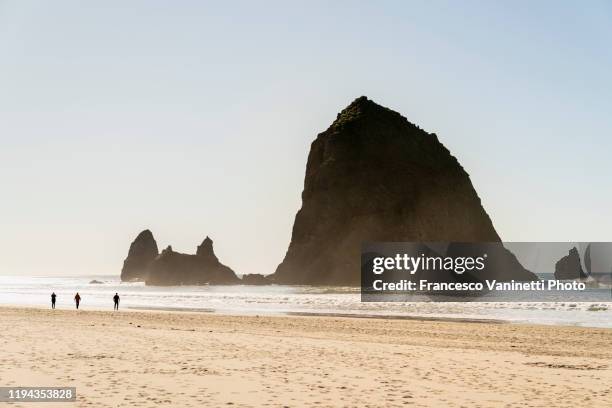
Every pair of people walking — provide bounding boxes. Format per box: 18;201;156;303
50;292;120;310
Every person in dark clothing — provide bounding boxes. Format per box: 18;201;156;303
113;293;120;310
51;292;56;309
74;292;81;309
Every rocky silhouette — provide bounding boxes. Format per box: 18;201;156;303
555;247;588;280
272;96;538;285
241;274;271;285
121;229;159;282
146;237;240;286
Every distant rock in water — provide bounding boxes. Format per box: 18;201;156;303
89;280;103;284
121;229;159;282
272;96;538;285
555;247;588;280
146;237;240;286
241;274;271;285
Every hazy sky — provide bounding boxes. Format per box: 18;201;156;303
1;0;611;276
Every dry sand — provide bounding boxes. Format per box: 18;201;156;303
0;306;610;407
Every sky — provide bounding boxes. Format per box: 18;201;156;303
0;0;611;276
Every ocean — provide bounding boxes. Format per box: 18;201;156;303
0;275;610;328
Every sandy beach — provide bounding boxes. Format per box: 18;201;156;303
0;307;610;407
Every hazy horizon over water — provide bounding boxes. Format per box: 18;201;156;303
0;275;610;328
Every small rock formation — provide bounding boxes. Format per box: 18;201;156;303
146;237;240;286
241;274;271;285
89;280;103;284
272;96;538;285
196;236;218;261
555;247;588;280
121;229;159;282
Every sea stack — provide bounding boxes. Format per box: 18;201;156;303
554;247;588;280
121;229;159;281
241;274;271;285
272;96;537;285
146;236;240;286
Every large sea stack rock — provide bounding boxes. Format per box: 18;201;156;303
121;229;159;281
146;237;240;286
555;247;588;280
272;96;537;285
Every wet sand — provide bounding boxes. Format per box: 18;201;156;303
1;306;611;407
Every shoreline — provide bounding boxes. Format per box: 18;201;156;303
3;303;611;328
0;302;612;330
0;303;509;324
2;275;610;331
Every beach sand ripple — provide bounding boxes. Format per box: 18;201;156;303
0;307;610;407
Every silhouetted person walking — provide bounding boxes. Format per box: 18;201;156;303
113;293;120;310
74;292;81;309
51;292;56;309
